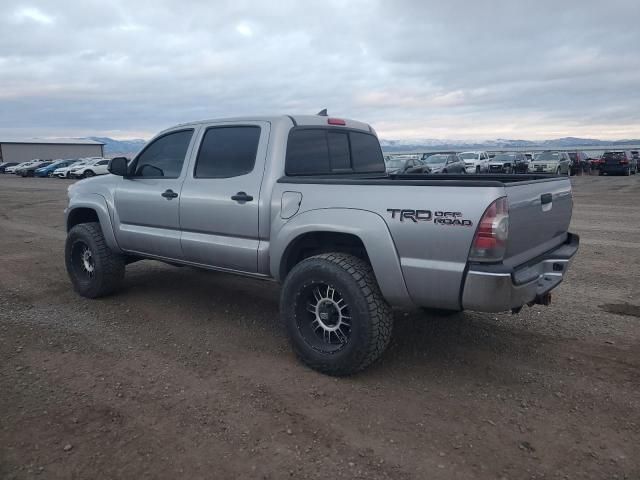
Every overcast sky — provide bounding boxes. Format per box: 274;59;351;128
1;0;639;141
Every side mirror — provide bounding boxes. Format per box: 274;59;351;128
108;157;129;177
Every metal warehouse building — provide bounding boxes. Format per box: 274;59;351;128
0;138;104;163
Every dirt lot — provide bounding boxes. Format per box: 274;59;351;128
0;174;638;479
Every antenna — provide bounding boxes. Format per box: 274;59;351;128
316;108;328;117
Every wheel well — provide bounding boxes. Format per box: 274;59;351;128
67;208;99;231
280;232;369;279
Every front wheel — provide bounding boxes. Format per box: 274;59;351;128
83;170;95;178
65;222;125;298
281;253;393;376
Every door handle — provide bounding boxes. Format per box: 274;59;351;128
541;193;553;205
231;192;253;202
161;189;179;199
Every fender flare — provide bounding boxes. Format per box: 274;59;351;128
66;194;122;253
271;208;413;308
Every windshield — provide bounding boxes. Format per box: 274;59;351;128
424;154;448;164
459;153;478;160
536;152;561;161
492;154;516;162
385;159;405;168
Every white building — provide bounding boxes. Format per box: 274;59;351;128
0;138;104;163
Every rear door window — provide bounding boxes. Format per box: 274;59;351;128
195;126;261;178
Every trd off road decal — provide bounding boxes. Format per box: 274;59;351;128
387;209;473;227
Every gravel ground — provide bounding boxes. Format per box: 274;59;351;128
0;174;638;479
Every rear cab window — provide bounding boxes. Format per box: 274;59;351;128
285;128;385;175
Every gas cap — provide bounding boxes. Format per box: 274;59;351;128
281;191;302;219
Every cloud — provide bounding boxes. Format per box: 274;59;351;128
11;6;55;25
0;0;639;140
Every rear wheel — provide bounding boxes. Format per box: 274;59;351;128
624;167;631;176
65;222;125;298
281;253;393;376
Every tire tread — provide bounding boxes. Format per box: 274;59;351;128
284;253;393;375
66;222;125;298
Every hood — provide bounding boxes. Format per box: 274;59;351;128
426;162;445;171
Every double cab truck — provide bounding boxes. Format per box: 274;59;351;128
64;114;579;375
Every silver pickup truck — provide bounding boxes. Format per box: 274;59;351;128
64;114;579;375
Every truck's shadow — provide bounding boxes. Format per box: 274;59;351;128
121;261;554;378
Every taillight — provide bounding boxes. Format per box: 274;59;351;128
620;158;629;165
469;197;509;262
327;118;346;126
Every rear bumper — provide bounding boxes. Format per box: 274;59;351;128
601;165;629;173
462;233;579;312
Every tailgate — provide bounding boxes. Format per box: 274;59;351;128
503;178;573;266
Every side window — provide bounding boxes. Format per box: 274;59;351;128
286;130;330;175
97;160;109;166
195;126;261;178
133;130;193;178
350;132;385;173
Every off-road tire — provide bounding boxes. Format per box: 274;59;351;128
281;253;393;376
65;222;125;298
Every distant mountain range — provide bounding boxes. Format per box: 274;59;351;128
86;137;147;156
83;136;640;156
379;137;640;152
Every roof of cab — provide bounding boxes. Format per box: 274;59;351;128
164;115;374;135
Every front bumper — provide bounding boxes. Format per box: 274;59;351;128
531;164;557;173
462;233;579;312
488;164;509;173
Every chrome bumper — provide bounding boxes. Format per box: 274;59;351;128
462;234;579;312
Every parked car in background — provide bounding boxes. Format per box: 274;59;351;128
524;153;534;163
54;158;98;178
421;153;466;173
599;151;637;176
589;155;603;171
384;155;426;174
9;160;40;175
488;152;529;174
0;162;19;173
35;158;80;177
459;151;490;173
568;151;591;175
530;151;571;175
19;161;53;177
69;158;110;178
